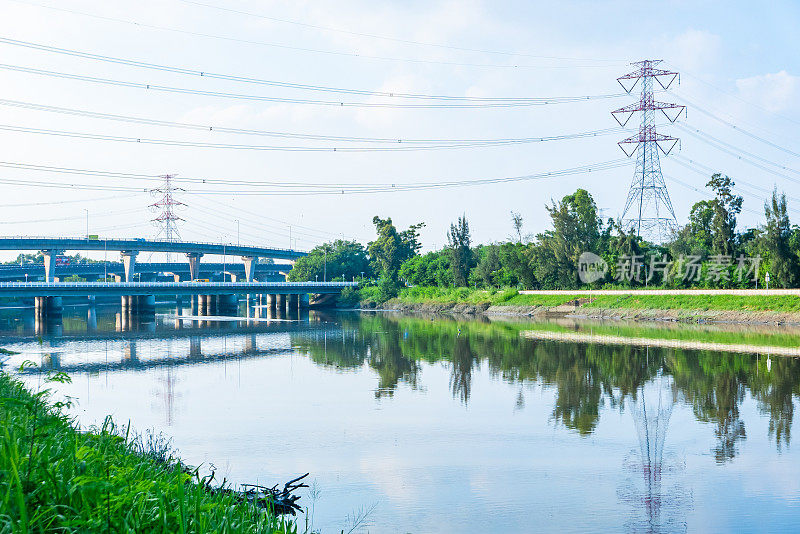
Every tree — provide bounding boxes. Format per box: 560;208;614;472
399;251;451;287
288;240;370;282
367;216;424;283
447;215;472;286
510;211;524;243
761;189;797;288
471;244;501;287
534;189;604;288
707;173;743;256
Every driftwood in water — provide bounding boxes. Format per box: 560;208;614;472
199;469;310;516
240;473;310;516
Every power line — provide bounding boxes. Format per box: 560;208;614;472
669;92;800;160
0;192;139;208
0;158;632;194
0;98;626;145
0;36;621;102
666;63;800;129
0;62;624;109
8;0;622;70
0;122;624;152
676;123;800;176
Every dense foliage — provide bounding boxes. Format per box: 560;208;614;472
288;175;800;302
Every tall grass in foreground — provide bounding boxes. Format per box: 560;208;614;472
0;369;294;534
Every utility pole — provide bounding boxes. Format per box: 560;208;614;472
83;209;89;239
612;60;685;242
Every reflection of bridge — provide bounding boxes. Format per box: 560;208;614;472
20;324;344;374
2;281;354;323
0;236;306;282
0;262;293;282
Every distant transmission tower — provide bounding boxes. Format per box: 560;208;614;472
150;174;185;262
612;60;686;242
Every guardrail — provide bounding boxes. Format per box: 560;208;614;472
0;235;298;252
0;281;355;288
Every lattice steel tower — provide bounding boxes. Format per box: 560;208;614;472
150;174;185;262
612;60;685;242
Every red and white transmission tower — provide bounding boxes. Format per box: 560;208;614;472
150;174;185;262
612;60;686;242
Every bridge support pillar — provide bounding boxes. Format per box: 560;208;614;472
276;294;287;316
242;256;257;282
198;295;208;315
42;249;63;283
218;294;238;315
186;252;204;281
207;295;217;315
288;294;299;310
120;251;138;282
266;294;276;311
45;296;62;317
137;295;156;314
299;293;310;309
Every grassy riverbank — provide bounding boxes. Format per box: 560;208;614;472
0;371;292;533
358;286;800;317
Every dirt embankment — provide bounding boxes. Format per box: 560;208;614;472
361;299;800;325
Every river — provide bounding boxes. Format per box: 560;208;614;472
1;305;799;533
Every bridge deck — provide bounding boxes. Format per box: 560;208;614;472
0;281;355;297
0;237;305;260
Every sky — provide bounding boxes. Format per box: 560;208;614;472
0;0;799;260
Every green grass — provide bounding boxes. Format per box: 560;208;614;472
0;369;294;533
384;287;800;315
393;287;579;307
582;294;800;313
520;320;800;348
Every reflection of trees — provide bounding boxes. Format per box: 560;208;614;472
669;352;747;463
292;314;800;458
449;334;474;403
747;356;800;450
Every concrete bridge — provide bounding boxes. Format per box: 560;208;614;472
0;262;293;282
0;236;305;282
0;280;354;322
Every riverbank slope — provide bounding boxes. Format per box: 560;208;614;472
0;371;291;533
363;287;800;325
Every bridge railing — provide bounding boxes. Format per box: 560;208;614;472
0;281;357;288
0;235;300;253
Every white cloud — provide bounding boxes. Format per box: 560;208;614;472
735;70;800;113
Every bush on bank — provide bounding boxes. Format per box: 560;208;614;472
0;370;293;534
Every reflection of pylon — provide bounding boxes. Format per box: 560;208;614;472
619;371;688;534
150;174;185;262
612;60;686;242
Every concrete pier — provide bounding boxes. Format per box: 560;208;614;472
218;294;238;315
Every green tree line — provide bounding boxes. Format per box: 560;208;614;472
289;175;800;297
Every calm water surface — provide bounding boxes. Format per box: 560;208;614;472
1;305;800;533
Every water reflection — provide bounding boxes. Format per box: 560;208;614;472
292;313;800;460
3;307;800;532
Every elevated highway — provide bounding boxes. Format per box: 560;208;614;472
0;236;306;282
0;262;293;281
